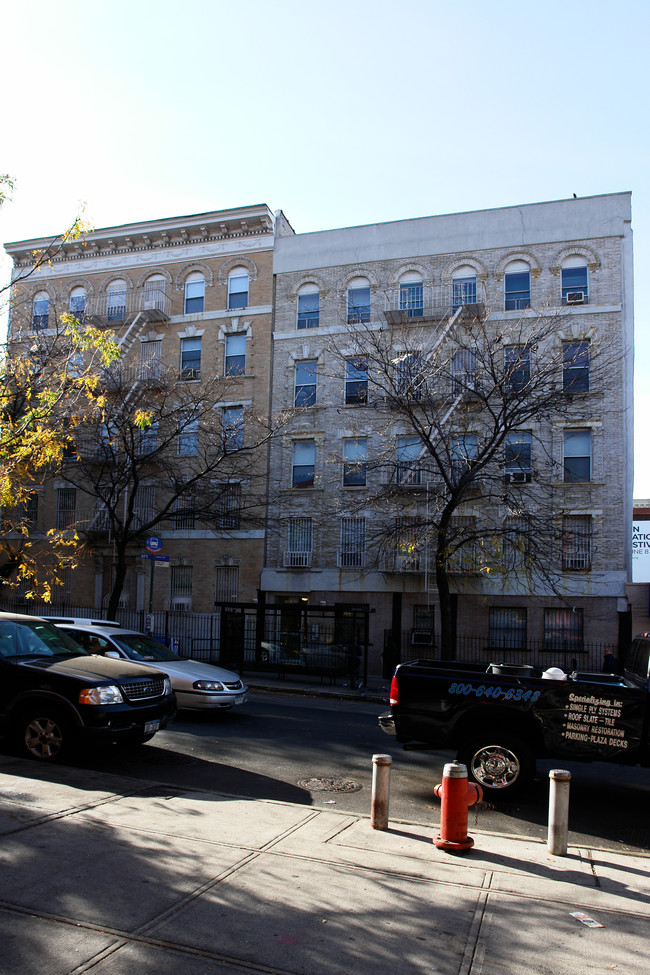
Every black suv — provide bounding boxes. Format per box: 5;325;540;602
0;612;176;760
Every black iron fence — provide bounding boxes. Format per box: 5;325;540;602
4;601;368;687
397;630;615;675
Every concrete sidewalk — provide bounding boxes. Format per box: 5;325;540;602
1;757;648;975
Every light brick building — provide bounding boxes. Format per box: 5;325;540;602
263;194;634;674
5;205;290;614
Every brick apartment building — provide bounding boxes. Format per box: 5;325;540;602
4;194;634;674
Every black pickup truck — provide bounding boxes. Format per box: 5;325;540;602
379;635;650;798
0;612;176;760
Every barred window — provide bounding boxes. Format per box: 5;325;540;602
562;515;592;571
544;607;584;652
215;565;239;603
339;517;366;568
285;517;313;567
489;607;527;649
216;483;241;529
56;488;76;530
133;485;155;528
171;565;193;598
173;495;196;530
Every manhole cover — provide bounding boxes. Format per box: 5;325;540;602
296;777;362;793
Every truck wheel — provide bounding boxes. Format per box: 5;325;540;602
457;735;534;800
18;710;72;761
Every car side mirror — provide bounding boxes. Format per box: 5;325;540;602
105;651;121;659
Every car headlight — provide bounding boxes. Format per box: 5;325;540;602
79;685;124;705
193;680;225;691
163;677;173;695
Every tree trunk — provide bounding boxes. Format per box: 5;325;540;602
435;538;456;661
106;545;129;619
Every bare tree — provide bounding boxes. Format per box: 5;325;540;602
324;301;615;658
56;356;282;618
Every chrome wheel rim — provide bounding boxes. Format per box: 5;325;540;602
470;744;520;789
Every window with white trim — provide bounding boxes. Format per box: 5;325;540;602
297;284;319;329
225;333;246;376
292;440;315;487
294;360;317;407
399;272;423;318
228;268;249;309
396;435;421;484
32;292;49;330
143;274;167;312
504;345;530;391
563;341;590;392
561;258;588;304
69;286;86;323
180;337;201;380
222;406;244;452
345;356;368;405
343;438;367;487
451;267;477;307
564;428;591;482
504;262;531;310
184;272;205;314
347;278;371;323
505;431;532;482
140;340;162;380
106;280;128;321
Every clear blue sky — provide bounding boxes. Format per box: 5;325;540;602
2;0;648;493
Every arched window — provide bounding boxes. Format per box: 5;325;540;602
297;283;319;329
561;257;589;305
106;279;128;321
451;266;477;307
504;261;530;311
347;277;371;323
399;272;423;318
69;286;86;323
184;272;205;314
228;268;249;310
32;291;50;329
143;274;167;312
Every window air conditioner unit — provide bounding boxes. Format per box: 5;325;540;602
180;368;200;381
566;291;585;305
505;472;532;484
172;597;192;612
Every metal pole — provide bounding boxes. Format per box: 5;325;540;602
371;754;392;830
147;557;155;635
547;769;571;856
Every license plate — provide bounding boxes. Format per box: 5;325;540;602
144;720;160;734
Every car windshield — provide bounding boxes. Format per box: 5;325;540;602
112;633;180;663
0;619;89;659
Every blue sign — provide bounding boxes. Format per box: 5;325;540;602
146;536;162;554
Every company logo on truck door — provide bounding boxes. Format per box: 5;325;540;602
448;682;541;703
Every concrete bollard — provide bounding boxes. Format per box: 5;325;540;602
371;753;392;830
547;769;571;856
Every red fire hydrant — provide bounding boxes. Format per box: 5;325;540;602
433;761;483;853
